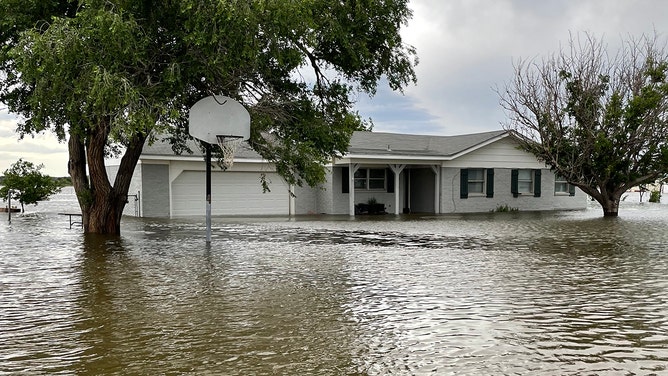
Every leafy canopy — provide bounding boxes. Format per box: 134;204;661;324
0;159;61;211
0;0;418;188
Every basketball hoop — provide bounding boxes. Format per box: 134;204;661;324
189;95;250;243
216;135;244;169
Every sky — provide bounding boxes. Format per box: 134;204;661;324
2;0;668;176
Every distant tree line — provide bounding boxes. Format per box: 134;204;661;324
0;175;71;187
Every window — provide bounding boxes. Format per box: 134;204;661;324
368;168;386;189
517;169;533;194
468;168;485;194
354;169;367;189
460;168;494;199
354;168;386;190
554;175;576;196
511;169;541;197
342;167;394;193
554;175;569;194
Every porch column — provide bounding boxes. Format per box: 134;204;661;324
430;165;441;214
349;163;360;216
389;164;406;215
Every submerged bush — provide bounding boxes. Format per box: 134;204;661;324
493;204;518;212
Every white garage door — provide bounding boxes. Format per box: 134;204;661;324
171;171;289;216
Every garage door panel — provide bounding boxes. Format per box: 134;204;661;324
172;171;289;216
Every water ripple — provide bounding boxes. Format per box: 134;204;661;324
2;192;668;374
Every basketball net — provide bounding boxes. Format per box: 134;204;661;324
216;135;244;170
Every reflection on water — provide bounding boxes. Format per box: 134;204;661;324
1;187;668;374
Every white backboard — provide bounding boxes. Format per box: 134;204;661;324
189;95;250;144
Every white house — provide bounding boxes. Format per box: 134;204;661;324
108;130;587;218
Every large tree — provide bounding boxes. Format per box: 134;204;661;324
0;0;417;233
0;159;61;213
499;33;668;216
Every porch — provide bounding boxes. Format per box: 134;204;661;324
342;163;441;216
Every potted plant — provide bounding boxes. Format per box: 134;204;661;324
355;197;385;215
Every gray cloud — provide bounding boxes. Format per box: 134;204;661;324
3;0;668;172
0;115;68;175
364;0;668;136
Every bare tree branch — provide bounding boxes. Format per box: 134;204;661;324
499;32;668;216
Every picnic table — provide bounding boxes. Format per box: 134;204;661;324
59;213;83;229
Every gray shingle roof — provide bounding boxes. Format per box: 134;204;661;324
348;129;508;157
140;129;509;160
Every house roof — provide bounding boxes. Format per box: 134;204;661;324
140;129;511;161
346;129;509;158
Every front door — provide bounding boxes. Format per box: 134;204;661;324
408;168;435;213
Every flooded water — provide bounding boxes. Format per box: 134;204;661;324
2;187;668;375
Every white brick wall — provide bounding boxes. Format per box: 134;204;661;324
442;167;587;213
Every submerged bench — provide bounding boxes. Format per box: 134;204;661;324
59;213;83;229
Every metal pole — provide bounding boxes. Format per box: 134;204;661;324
7;189;11;223
206;144;212;243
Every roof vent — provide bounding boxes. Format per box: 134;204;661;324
387;144;392;151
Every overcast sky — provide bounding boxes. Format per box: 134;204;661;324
2;0;668;176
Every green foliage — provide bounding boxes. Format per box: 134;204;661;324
53;176;72;187
0;0;416;185
649;189;661;203
0;159;61;212
501;33;668;216
492;204;518;213
76;187;94;207
0;0;416;232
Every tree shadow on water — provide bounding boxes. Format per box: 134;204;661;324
73;234;144;375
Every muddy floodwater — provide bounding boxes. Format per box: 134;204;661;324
1;187;668;375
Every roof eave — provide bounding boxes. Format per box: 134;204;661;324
335;153;452;166
140;154;267;164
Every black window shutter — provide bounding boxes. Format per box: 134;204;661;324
460;169;468;199
386;168;394;193
534;169;542;197
342;167;349;193
486;168;494;198
511;169;519;198
569;183;576;196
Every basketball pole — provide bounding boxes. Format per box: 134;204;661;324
205;144;212;243
189;95;250;244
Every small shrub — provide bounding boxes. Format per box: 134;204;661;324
649;189;661;203
493;204;518;212
367;197;377;205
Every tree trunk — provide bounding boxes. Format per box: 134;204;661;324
598;191;622;217
578;184;622;217
68;132;91;228
601;200;620;217
68;117;147;235
87;188;126;234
